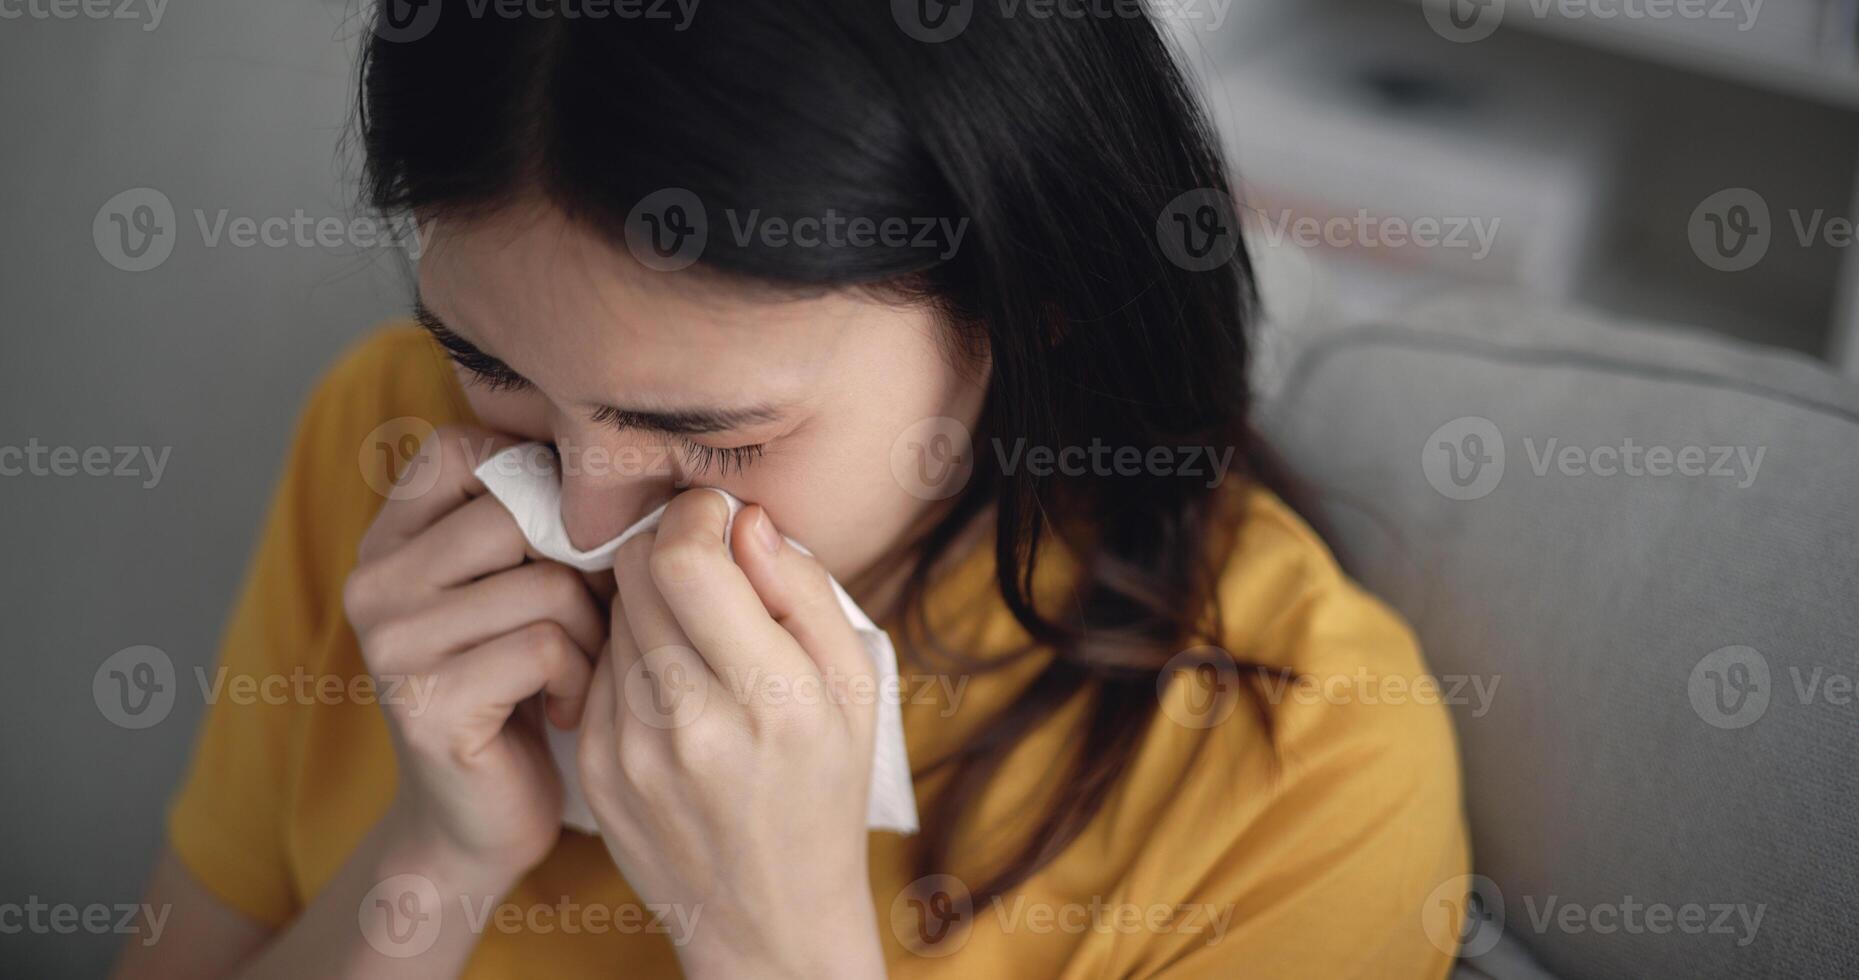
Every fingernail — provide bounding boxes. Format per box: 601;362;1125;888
752;509;782;555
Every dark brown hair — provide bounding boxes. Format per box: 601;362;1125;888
359;0;1279;913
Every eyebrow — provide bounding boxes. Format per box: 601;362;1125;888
413;299;786;437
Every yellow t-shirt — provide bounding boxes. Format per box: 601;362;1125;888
169;325;1469;978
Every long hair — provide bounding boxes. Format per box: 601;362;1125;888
358;0;1279;910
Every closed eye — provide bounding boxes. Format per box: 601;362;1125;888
416;303;531;392
676;440;767;477
589;404;769;476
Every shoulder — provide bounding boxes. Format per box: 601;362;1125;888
259;322;472;607
1194;483;1463;806
1106;485;1468;972
290;320;471;502
300;321;468;445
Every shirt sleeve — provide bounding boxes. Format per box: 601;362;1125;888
165;361;361;926
1145;684;1471;979
1129;507;1472;979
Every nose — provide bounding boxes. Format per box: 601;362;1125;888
552;425;680;553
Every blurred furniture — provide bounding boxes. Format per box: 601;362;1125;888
1258;291;1859;978
1200;0;1859;372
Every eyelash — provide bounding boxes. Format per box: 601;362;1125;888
435;334;530;393
677;442;767;477
585;406;768;478
435;333;767;477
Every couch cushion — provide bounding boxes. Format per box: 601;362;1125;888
1257;292;1859;980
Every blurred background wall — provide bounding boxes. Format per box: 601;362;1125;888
0;2;405;974
1;0;1855;974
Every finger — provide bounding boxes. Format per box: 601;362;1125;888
646;490;812;678
578;651;618;772
375;494;531;594
363;425;520;555
371;561;605;671
440;620;594;730
612;530;699;670
612;531;725;724
605;589;640;676
730;505;872;683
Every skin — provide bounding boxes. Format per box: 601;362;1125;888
113;200;990;979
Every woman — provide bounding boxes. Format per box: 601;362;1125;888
117;1;1468;976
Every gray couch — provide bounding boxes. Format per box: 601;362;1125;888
1257;293;1859;979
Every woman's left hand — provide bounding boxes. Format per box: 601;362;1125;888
577;490;886;979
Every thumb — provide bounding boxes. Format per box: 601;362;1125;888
730;505;873;686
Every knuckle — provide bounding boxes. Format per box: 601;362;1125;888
791;575;840;621
575;731;615;798
751;699;819;747
666;488;729;529
515;620;572;669
778;551;836;606
530;565;591;618
360;618;421;669
669;721;735;769
648;537;713;589
398;711;450;758
378;683;426;727
615;531;655;575
444;731;486;770
354;521;388;565
427;424;474;468
615;736;660;788
341;566;376;626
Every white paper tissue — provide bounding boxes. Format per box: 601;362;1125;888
473;442;919;835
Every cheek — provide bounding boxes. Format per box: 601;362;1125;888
736;359;987;582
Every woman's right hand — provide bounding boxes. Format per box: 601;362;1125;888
342;425;603;891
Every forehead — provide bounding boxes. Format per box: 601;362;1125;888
416;202;871;408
